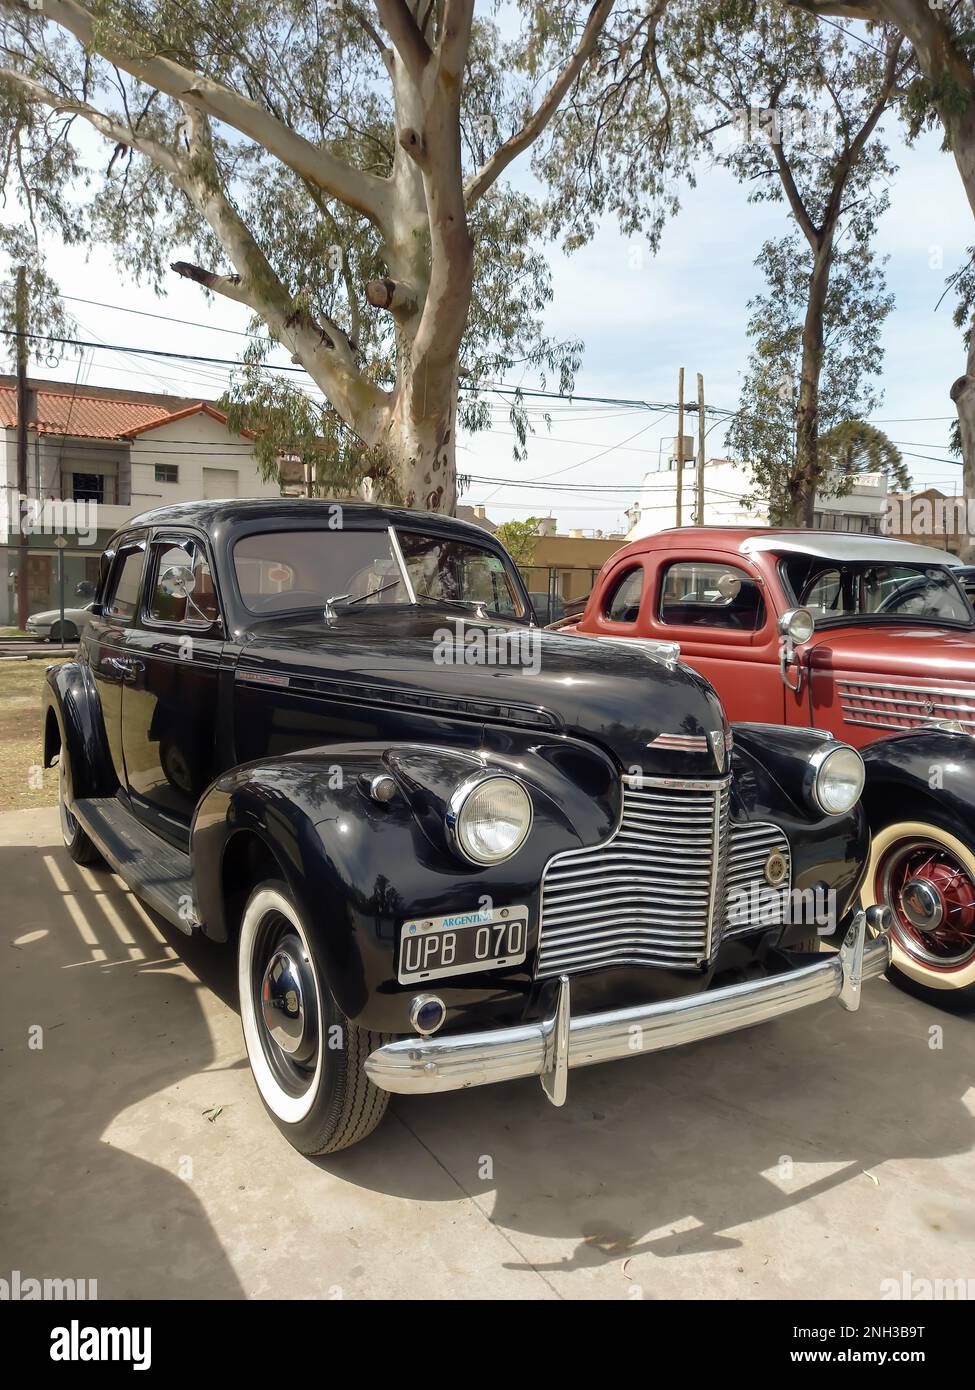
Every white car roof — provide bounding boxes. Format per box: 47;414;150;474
739;534;964;567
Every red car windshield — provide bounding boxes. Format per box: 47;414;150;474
780;557;975;627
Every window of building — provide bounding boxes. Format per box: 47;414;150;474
660;561;766;631
154;464;179;484
603;566;644;623
71;473;105;504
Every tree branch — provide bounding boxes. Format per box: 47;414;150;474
173;101;389;439
1;0;391;223
373;0;432;80
465;0;616;205
0;64;187;179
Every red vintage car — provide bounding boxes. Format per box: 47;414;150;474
568;528;975;1007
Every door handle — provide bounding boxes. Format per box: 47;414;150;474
102;655;144;682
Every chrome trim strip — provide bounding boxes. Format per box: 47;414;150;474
366;913;889;1097
838;678;975;700
840;692;975;713
388;525;418;604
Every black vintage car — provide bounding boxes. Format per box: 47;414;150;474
44;500;892;1154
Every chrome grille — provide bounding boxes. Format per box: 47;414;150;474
838;679;975;735
536;777;791;977
537;778;729;976
724;822;792;937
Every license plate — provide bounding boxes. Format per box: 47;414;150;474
398;905;529;984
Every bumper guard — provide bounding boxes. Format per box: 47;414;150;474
365;909;892;1106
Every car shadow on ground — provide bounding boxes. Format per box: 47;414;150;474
321;968;975;1284
0;840;246;1299
3;828;973;1297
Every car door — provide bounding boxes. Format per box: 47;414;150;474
641;553;785;724
119;531;226;848
84;535;148;787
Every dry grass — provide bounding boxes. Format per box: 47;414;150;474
0;659;65;813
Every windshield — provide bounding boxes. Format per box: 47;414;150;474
233;526;526;618
780;557;974;627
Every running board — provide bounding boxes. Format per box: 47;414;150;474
72;797;198;935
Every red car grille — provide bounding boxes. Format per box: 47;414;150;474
838;679;975;734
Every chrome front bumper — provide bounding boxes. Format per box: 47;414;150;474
365;910;891;1107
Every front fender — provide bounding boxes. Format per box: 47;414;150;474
42;660;118;801
861;731;975;829
191;736;619;1031
731;723;870;933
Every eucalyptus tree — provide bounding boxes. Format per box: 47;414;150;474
789;1;975;550
0;0;621;511
534;1;911;524
727;229;905;520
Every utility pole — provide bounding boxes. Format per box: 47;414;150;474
15;266;29;631
696;372;706;526
675;367;684;528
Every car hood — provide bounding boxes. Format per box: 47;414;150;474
237;605;731;773
805;622;975;684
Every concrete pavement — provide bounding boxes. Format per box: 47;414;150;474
1;806;973;1300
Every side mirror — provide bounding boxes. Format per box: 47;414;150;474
159;564;197;599
778;607;815;693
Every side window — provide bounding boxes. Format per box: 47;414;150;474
147;537;220;626
104;546;146;621
660;561;766;632
603;566;644;624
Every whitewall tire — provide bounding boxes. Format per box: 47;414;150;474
862;818;975;1001
237;881;392;1153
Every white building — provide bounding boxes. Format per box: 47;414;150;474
0;378;281;624
626;454;888;542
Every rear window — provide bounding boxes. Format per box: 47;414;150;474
603;567;644;623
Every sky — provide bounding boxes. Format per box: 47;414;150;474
3;38;972;536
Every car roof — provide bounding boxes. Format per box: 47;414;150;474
119;497;494;543
629;527;964;568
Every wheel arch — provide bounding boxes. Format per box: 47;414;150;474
860;731;975;838
42;660;118;800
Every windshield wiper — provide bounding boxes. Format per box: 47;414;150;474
343;579;403;607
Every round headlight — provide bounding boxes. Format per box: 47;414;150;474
782;607;815;644
809;744;865;816
449;775;532;865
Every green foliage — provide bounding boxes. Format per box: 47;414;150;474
0;226;77;369
818;418;909;492
727;230;896;519
493;515;541;566
0;2;599;480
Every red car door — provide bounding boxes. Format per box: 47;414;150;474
637;549;786;724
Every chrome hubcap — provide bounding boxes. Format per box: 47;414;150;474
900;877;944;931
261;949;306;1056
255;926;320;1078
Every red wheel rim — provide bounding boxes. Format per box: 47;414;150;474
877;835;975;971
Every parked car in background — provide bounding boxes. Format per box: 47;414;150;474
571;528;975;1007
27;602;93;644
527;590;565;625
44;500;890;1155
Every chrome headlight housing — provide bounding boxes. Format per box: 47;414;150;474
806;743;865;816
447;774;533;865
